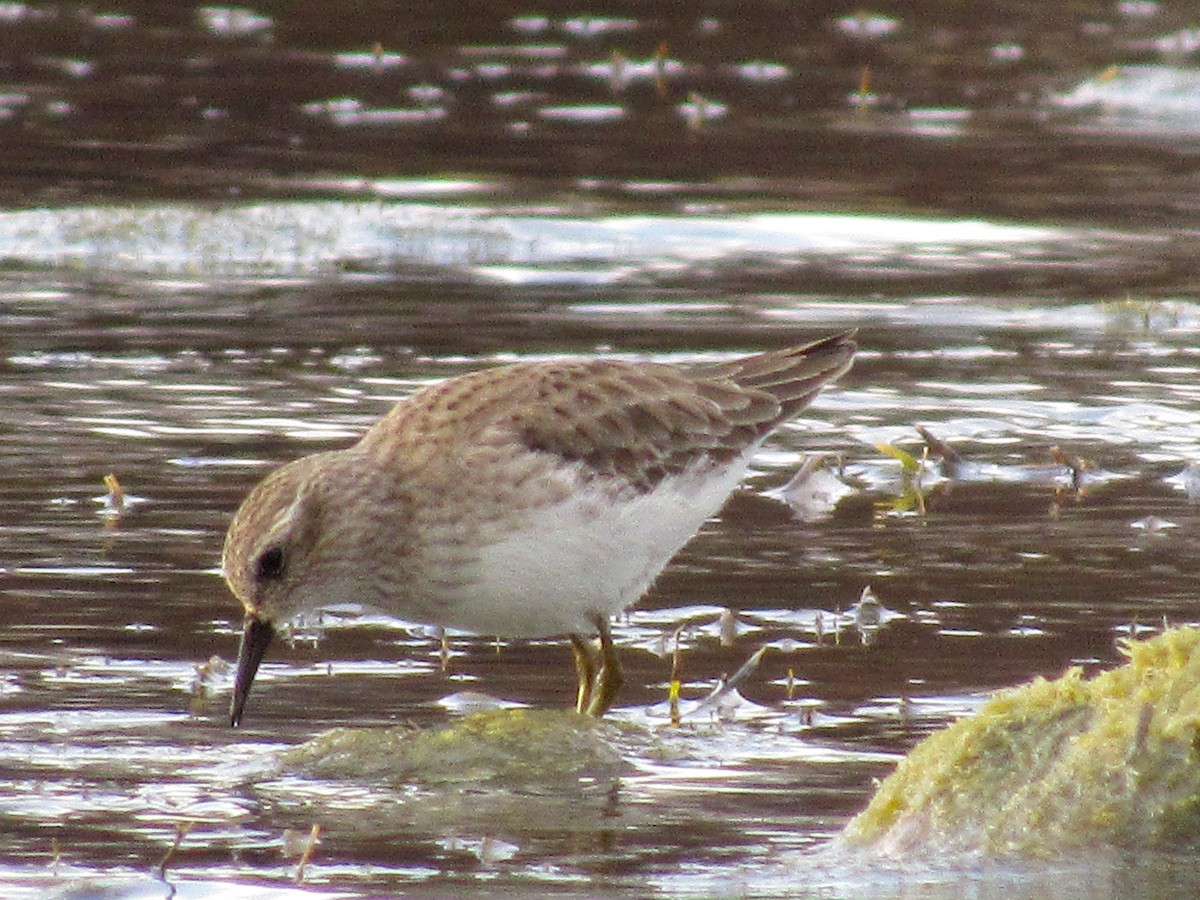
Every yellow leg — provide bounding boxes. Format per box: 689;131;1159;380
570;634;597;714
584;616;623;717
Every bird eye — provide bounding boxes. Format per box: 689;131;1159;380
255;546;287;582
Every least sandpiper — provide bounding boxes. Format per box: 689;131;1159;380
223;332;856;725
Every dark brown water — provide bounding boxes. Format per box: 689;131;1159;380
5;3;1200;898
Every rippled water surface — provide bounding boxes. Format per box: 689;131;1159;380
6;3;1200;899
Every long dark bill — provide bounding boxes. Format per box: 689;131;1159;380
229;615;275;727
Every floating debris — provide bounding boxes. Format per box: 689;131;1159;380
851;64;876;113
1049;445;1091;491
156;821;193;879
1165;461;1200;500
678;91;727;129
283;823;322;884
1004;614;1048;638
189;655;231;715
676;645;767;722
1129;515;1177;534
654;41;670;96
905;427;1123;492
98;473;124;517
850;586;883;646
873;440;932;515
437;834;520;866
665;624;686;724
875;441;921;476
93;472;149;519
718;607;738;647
915;426;966;479
777;453;855;521
740;598;904;645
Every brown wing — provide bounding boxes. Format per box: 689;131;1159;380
362;332;855;495
697;330;858;422
513;331;856;492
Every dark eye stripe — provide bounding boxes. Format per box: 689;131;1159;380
255;546;286;581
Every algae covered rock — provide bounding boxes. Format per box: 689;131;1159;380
280;707;628;788
842;626;1200;856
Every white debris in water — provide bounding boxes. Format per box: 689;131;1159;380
1165;462;1200;499
774;453;855;521
1130;515;1177;533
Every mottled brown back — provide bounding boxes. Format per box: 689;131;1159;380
362;332;855;494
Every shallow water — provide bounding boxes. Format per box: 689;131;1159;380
7;202;1200;899
6;3;1200;898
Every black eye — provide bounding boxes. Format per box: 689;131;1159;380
255;546;287;582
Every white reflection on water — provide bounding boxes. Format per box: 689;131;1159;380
1053;65;1200;133
0;200;1068;280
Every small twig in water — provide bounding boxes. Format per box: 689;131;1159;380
668;624;685;726
294;823;322;884
679;645;768;721
157;821;193;879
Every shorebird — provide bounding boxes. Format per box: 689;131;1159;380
223;332;856;725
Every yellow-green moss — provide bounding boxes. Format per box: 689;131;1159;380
842;626;1200;856
281;707;627;787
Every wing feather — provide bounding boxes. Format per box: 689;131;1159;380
363;332;855;495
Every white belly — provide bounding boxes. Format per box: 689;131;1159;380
435;455;753;637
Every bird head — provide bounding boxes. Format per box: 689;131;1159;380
222;453;339;727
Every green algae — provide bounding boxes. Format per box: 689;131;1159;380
842;626;1200;856
280;707;628;788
